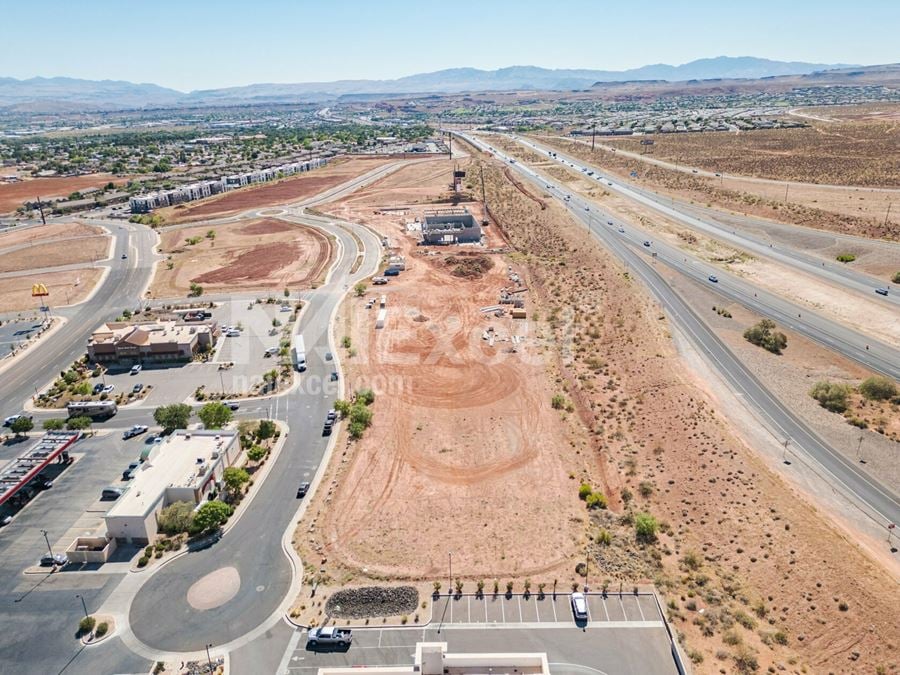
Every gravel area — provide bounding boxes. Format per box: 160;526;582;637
325;586;419;619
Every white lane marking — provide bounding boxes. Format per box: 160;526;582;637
277;629;302;675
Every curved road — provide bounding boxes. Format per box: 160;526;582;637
457;131;900;528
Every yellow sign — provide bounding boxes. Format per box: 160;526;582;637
31;283;49;297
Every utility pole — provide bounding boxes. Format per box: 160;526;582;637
36;197;46;225
591;123;596;151
856;435;865;463
75;594;89;618
584;551;589;591
784;183;790;202
884;202;892;228
40;529;54;557
782;438;791;465
448;134;452;160
219;370;226;396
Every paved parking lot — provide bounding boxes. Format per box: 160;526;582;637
97;298;294;405
434;591;663;627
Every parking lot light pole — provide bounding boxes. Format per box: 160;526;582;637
205;644;214;673
40;529;54;557
75;594;88;618
448;552;452;597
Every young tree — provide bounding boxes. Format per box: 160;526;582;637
634;512;659;542
353;283;367;297
197;402;232;429
743;319;787;354
333;399;352;417
858;376;897;401
255;419;276;441
10;416;34;437
191;501;232;534
223;467;250;500
809;381;852;413
247;445;268;463
42;418;66;431
153;403;192;433
356;388;376;405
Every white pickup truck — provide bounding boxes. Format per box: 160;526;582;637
307;626;352;647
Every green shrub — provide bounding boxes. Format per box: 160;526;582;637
349;404;373;428
158;501;195;535
578;483;592;500
341;336;352;349
585;492;607;509
356;388;376;405
137;555;149;568
596;528;612;545
551;394;567;409
42;418;66;431
634;512;658;541
95;622;109;637
809;381;852;413
79;615;96;634
892;271;900;284
858;376;897;401
348;421;366;439
835;253;856;263
743;319;787;354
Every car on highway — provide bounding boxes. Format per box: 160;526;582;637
715;172;721;177
102;384;115;394
226;402;240;411
875;287;889;296
570;592;588;620
40;553;68;567
130;364;142;375
584;206;590;211
606;220;613;226
121;253;128;259
296;481;310;498
708;275;719;283
618;227;625;233
607;181;613;186
123;425;148;439
643;241;651;247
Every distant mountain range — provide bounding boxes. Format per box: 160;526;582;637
0;57;869;112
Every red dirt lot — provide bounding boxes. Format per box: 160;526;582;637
150;217;331;297
0;221;104;250
165;157;394;222
0;174;127;213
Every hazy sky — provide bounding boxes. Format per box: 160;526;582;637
3;0;897;91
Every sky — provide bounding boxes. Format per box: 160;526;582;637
2;0;898;91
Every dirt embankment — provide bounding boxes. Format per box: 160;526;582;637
538;136;900;241
150;218;331;298
163;157;394;222
475;152;899;674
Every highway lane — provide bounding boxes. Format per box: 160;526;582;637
126;214;382;653
0;221;158;417
473;133;900;380
457;131;900;527
519;135;900;307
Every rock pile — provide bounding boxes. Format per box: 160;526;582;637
325;586;419;619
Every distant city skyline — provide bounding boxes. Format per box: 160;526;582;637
2;0;897;91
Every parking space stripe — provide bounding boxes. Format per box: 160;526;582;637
501;598;505;623
602;597;609;621
516;595;523;622
534;598;540;623
636;597;646;621
484;597;488;623
619;595;627;620
552;597;558;622
467;595;471;622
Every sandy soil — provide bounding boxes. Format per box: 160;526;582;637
536;136;900;241
0;236;109;273
296;158;582;582
162;157;394;222
0;174;127;213
149;218;331;298
0;267;103;313
0;221;104;250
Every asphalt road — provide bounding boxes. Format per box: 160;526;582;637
0;220;158;417
525;135;900;307
127;213;382;653
458;131;900;529
471;133;899;380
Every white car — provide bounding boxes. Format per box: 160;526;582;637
225;330;241;337
130;364;142;375
102;384;115;394
571;592;588;620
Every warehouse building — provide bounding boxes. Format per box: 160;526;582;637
104;430;240;545
421;209;482;245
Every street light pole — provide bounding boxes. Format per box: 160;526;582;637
448;552;452;597
40;529;54;557
206;644;214;674
76;594;88;618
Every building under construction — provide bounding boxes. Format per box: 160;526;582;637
421;208;482;245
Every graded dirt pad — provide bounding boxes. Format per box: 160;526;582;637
0;174;126;213
0;267;103;313
447;147;897;673
538;136;900;241
0;221;104;250
150;217;331;297
297;158;584;582
164;157;394;222
0;235;109;273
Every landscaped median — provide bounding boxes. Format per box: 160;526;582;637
78;614;116;646
129;418;287;573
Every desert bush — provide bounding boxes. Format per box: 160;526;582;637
95;622;109;637
835;253;857;263
743;319;787;354
858;376;897;401
551;394;567;409
578;483;592;500
585;492;607;509
158;501;195;535
356;388;376;405
809;381;852;412
137;555;149;567
79;615;96;635
893;271;900;284
596;528;612;545
733;646;759;673
634;512;658;541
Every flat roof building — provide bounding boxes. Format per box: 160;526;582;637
87;319;217;365
421;209;482;246
104;430;240;545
